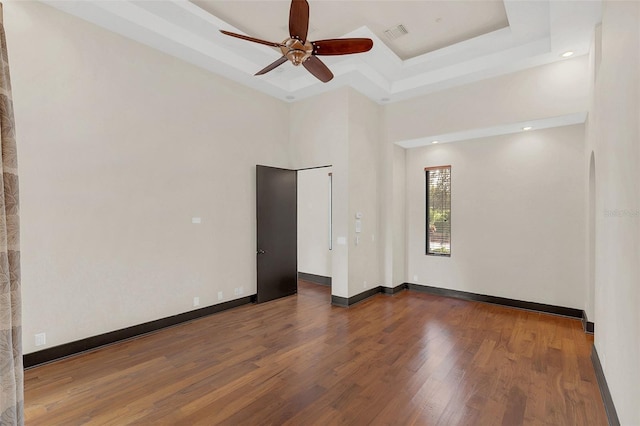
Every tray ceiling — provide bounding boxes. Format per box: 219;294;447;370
42;0;602;104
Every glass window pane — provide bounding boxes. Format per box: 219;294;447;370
426;166;451;256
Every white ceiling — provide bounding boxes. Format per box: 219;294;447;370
193;0;510;60
42;0;602;105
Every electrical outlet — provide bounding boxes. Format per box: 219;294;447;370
218;291;223;301
363;281;367;288
413;275;418;281
193;296;200;307
239;286;244;295
35;333;46;347
234;288;239;295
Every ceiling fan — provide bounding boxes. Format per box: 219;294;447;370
219;0;373;83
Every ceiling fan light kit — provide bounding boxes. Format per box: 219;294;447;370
220;0;373;83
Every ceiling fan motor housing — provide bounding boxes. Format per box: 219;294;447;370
281;38;313;66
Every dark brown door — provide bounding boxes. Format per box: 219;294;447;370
256;165;297;303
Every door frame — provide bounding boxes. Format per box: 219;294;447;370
255;164;333;304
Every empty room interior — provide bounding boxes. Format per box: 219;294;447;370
2;0;639;424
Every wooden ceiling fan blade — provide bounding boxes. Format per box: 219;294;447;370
255;57;288;75
312;38;374;56
303;56;333;83
289;0;309;42
220;30;282;48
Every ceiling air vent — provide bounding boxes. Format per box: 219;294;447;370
384;24;408;41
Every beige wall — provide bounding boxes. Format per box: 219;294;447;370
587;1;640;423
405;125;587;309
289;90;350;297
297;167;332;277
347;90;382;295
379;131;406;289
290;89;384;299
386;56;590;144
391;145;406;287
7;2;290;354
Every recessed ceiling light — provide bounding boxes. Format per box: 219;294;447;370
561;51;574;58
431;140;439;144
522;126;533;131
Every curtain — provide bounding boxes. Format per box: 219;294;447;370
0;3;23;425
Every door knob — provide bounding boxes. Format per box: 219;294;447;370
257;249;266;255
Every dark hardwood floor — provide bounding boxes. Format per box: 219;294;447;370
24;280;607;425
